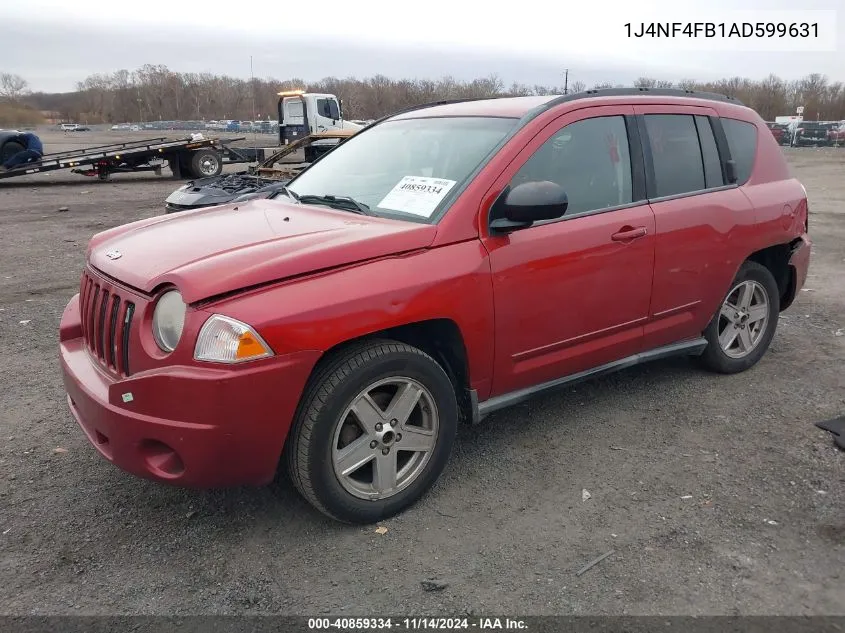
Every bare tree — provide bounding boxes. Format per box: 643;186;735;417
634;77;657;88
12;66;845;126
0;73;29;101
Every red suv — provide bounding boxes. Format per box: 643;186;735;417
765;121;788;145
828;121;845;145
59;89;811;523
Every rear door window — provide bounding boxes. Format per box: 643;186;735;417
644;114;706;198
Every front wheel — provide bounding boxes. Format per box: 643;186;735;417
699;261;780;374
286;340;458;523
1;141;24;164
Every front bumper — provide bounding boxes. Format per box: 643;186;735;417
59;293;320;487
794;138;830;146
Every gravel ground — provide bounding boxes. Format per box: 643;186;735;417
0;132;843;616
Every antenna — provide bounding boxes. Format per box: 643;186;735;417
563;68;569;95
250;55;258;159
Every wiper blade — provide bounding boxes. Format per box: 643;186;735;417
296;194;371;215
281;186;300;200
266;185;300;201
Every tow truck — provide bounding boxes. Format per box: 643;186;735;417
1;90;360;184
164;90;364;212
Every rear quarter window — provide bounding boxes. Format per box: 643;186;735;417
721;118;758;185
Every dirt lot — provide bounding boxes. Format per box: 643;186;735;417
0;130;843;616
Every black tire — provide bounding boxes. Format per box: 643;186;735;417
188;149;222;178
698;261;780;374
1;141;25;163
167;157;182;179
286;339;458;524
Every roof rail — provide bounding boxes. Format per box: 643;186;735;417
362;88;743;131
366;96;507;128
545;87;744;107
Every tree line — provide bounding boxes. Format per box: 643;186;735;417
1;66;843;126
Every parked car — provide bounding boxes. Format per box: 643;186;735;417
0;130;27;164
60;123;90;132
765;121;789;145
791;121;835;147
826;121;845;145
59;88;811;523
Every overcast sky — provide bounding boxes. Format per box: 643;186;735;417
2;0;842;93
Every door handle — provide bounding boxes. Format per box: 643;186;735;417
611;226;648;242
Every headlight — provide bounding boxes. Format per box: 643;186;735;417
194;314;273;364
152;290;186;352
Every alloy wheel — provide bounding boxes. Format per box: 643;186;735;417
331;377;439;501
718;280;770;359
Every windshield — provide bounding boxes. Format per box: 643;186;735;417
286;116;518;223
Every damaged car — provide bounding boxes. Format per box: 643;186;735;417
60;89;811;524
164;172;291;212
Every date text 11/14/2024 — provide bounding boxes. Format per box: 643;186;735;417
624;22;819;38
307;617;528;630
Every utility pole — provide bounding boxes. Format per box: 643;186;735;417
563;69;569;94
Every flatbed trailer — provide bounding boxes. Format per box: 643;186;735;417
0;135;257;182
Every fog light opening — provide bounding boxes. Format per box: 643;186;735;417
140;439;185;478
94;430;109;446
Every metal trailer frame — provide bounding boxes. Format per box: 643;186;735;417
248;129;359;181
0;135;253;182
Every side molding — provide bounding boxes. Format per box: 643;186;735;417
473;338;708;421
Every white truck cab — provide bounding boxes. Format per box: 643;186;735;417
277;90;363;161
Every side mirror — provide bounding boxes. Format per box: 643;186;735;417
725;159;738;184
489;181;569;232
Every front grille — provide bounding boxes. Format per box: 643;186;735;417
79;271;135;376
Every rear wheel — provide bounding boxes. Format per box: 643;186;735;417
699;261;780;374
286;340;458;524
188;149;222;178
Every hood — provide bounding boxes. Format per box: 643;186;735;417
88;200;438;303
164;173;284;211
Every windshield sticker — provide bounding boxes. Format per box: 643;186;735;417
377;176;457;217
